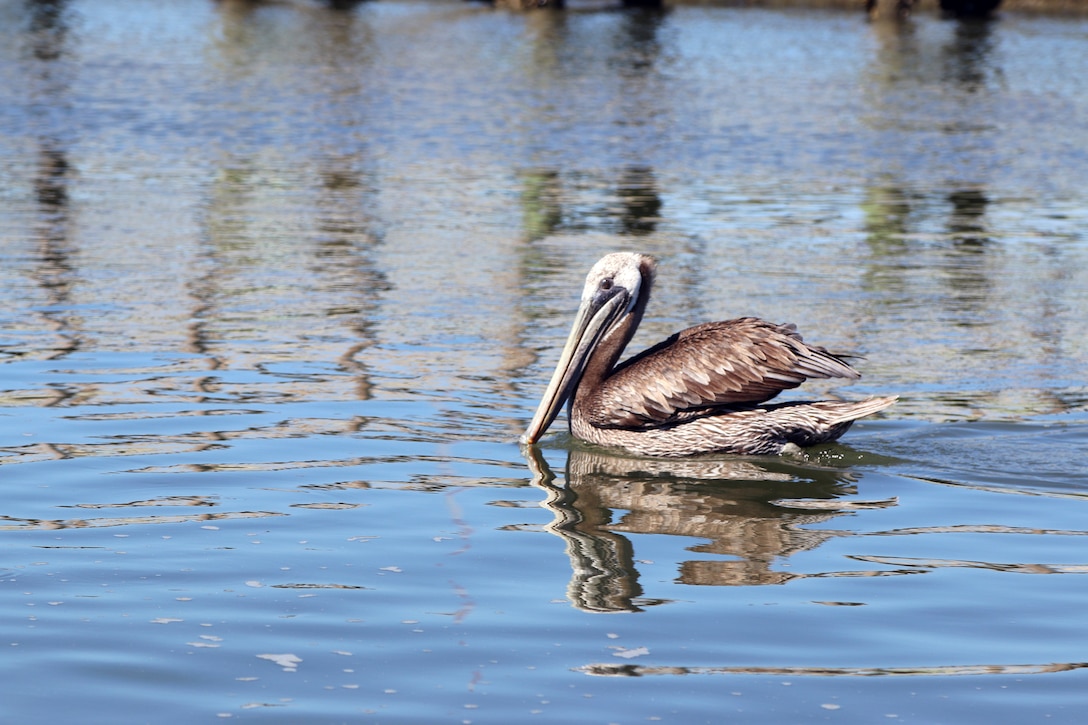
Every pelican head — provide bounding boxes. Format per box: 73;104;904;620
521;253;656;445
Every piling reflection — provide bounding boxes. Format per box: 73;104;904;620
940;15;1000;92
944;187;994;317
312;155;387;404
518;165;663;240
194;7;384;405
526;447;895;613
616;167;662;236
25;0;80;364
861;184;994;319
939;0;1003;20
610;6;668;73
32;140;80;363
867;0;1001;93
857;7;1023;418
519;169;563;242
946;188;989;246
26;0;70;62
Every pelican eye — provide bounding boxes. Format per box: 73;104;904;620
599;278;613;291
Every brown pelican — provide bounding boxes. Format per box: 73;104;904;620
521;253;896;457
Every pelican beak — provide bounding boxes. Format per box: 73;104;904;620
521;288;629;445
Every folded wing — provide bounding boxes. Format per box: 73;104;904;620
583;317;861;429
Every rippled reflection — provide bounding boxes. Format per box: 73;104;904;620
578;660;1088;678
22;0;80;363
519;165;663;240
0;508;281;531
526;447;898;612
2;3;1088;722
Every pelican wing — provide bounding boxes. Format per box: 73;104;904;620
583;318;861;429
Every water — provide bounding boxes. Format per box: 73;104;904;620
2;0;1088;722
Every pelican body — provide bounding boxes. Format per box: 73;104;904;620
521;253;896;457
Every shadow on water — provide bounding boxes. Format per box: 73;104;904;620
523;446;899;613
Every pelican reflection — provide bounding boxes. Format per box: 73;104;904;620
526;447;896;613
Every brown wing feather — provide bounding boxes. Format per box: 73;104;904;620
583;318;860;429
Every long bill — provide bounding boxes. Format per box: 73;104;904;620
520;291;629;445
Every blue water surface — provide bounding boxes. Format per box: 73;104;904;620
2;1;1088;722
